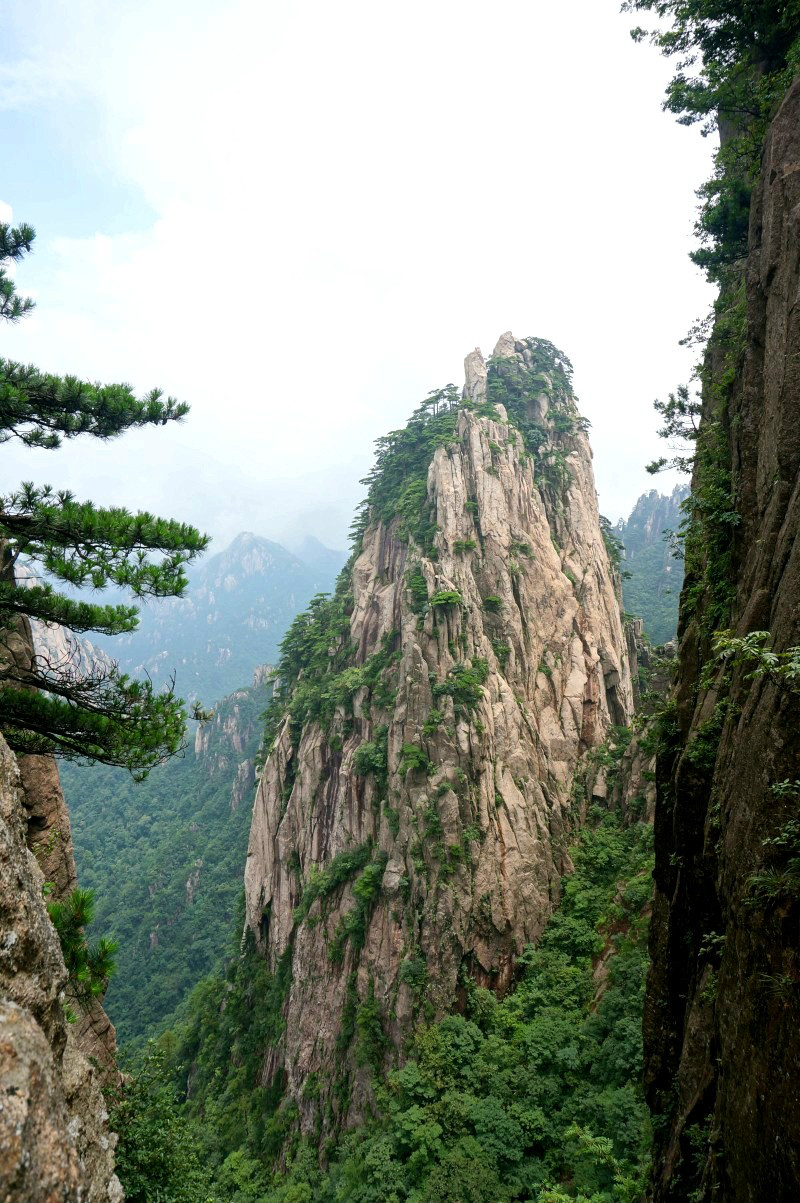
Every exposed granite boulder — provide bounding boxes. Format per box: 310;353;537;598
0;1000;83;1203
244;335;634;1129
0;731;66;1056
18;753;78;900
463;346;488;404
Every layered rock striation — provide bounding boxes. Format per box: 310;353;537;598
244;334;634;1126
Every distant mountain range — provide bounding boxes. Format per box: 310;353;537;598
616;484;689;645
86;531;346;704
61;529;346;1045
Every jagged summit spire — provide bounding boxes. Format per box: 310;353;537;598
462;331;544;404
243;331;634;1133
462;346;487;403
492;330;517;358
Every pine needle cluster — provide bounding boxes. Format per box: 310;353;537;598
0;220;209;775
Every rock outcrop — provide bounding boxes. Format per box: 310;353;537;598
0;732;122;1202
644;79;800;1200
193;666;271;811
615;486;688;560
1;588;119;1075
0;569;121;1195
244;334;634;1128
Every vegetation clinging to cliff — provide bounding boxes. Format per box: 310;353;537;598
260;337;585;759
115;793;653;1203
625;0;800;280
47;886;117;1011
633;2;800;642
628;8;800;1197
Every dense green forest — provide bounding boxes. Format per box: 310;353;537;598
118;763;653;1203
65;676;271;1046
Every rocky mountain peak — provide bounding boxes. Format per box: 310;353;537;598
243;332;635;1131
463;347;488;403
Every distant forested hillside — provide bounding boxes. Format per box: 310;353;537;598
64;675;270;1046
63;530;344;1045
617;486;687;645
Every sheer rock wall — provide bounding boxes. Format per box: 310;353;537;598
644;79;800;1201
0;733;122;1202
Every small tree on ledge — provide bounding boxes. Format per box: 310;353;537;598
0;220;209;777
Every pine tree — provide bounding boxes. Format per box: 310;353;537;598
0;220;209;776
46;886;117;1009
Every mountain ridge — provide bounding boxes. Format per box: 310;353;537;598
89;531;346;704
617;484;688;645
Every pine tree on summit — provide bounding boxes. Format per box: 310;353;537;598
0;220;209;776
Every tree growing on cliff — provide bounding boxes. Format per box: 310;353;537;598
645;383;702;474
629;3;799;632
624;0;800;277
0;220;209;775
46;886;117;1011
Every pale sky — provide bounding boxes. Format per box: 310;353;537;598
1;0;713;553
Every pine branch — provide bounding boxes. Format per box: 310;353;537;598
0;360;191;446
0;672;187;776
0;213;205;773
0;223;36;323
0;581;139;635
1;488;209;596
0;222;35;261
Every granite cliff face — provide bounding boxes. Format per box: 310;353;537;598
0;586;120;1200
0;733;121;1203
244;334;635;1126
644;79;800;1201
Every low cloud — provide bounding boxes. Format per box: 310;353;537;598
1;0;712;547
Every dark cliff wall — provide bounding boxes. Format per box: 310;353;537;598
644;79;800;1202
